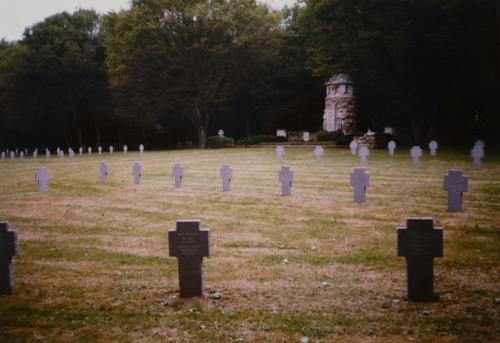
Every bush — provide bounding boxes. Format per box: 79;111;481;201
206;136;235;149
238;135;287;145
336;133;353;146
317;130;343;141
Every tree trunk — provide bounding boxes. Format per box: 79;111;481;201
95;124;101;147
76;126;83;147
197;126;207;148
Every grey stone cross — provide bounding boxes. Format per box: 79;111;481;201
443;169;468;212
35;167;49;192
88;147;92;155
279;166;294;196
98;146;102;155
350;167;370;203
397;217;443;302
133;162;142;185
349;140;357;155
428;140;438;156
0;222;19;294
100;161;109;184
314;146;324;163
220;164;233;192
470;146;484;169
168;220;210;298
410;146;422;167
388;140;396;156
109;146;114;154
173;163;184;188
358;146;369;165
139;144;144;154
123;145;128;154
276;146;285;160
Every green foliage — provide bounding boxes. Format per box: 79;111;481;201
335;133;352;146
238;135;287;145
206;136;235;149
316;130;343;141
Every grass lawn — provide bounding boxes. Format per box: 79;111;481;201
0;146;499;342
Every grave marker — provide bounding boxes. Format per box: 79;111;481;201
173;163;184;188
219;164;233;192
168;220;210;298
98;146;102;155
474;140;485;149
443;169;468;212
109;146;114;154
397;217;443;302
79;147;83;155
100;161;109;184
139;144;144;154
388;140;396;156
68;148;75;159
19;151;24;160
410;146;423;167
10;151;14;160
0;222;19;294
350;167;370;203
358;146;369;165
276;146;285;160
88;147;92;155
349;140;357;155
470;146;484;168
428;140;438;156
133;162;142;185
123;145;128;154
276;129;287;137
278;166;294;196
35;167;49;192
1;152;4;160
303;131;310;142
45;149;50;159
33;149;38;159
314;146;324;163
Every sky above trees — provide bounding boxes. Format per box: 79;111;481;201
0;0;296;41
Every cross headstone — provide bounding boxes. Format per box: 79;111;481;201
276;146;285;160
24;149;28;155
15;149;18;155
1;152;5;160
88;147;92;155
358;146;369;165
350;167;370;204
219;164;233;192
10;151;15;160
410;146;423;167
100;161;109;184
33;149;38;159
45;149;50;159
79;147;83;155
303;131;310;142
19;151;24;160
428;140;438;156
349;140;357;155
109;146;114;154
168;220;210;298
98;146;102;155
68;148;75;159
35;167;49;192
173;163;184;188
443;169;468;212
314;146;324;163
0;222;19;294
278;166;294;196
59;150;64;159
388;140;396;156
56;147;60;155
139;144;144;154
133;162;142;185
397;217;443;302
470;146;484;168
123;145;128;154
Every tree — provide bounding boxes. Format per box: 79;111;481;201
104;0;283;147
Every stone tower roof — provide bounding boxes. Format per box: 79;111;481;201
325;74;353;86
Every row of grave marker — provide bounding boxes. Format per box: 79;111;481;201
1;217;444;303
33;163;469;212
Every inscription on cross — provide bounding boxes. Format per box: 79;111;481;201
350;167;370;204
220;164;233;192
397;217;443;302
0;221;20;294
168;220;210;298
443;169;468;212
279;166;294;196
173;163;184;188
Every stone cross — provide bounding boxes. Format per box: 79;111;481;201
35;167;49;192
428;140;438;156
139;144;144;154
45;149;50;159
68;148;75;159
0;222;19;294
109;146;114;154
24;149;28;155
219;164;233;192
33;149;38;159
10;151;14;160
59;150;64;159
410;146;423;167
443;169;468;212
79;147;83;155
358;146;369;165
397;217;443;302
100;161;109;184
314;146;324;163
470;146;484;168
19;151;24;160
123;145;128;154
56;147;60;155
1;152;4;160
98;146;102;155
276;146;285;160
350;167;370;204
88;147;92;155
349;140;357;155
388;140;396;155
168;220;210;298
173;163;184;188
133;162;142;185
278;166;294;196
303;131;310;142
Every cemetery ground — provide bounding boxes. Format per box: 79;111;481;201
0;147;499;342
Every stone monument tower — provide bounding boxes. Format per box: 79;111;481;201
323;74;356;133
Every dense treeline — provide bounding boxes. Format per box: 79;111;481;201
0;0;498;149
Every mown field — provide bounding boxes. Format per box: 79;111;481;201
0;146;499;342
